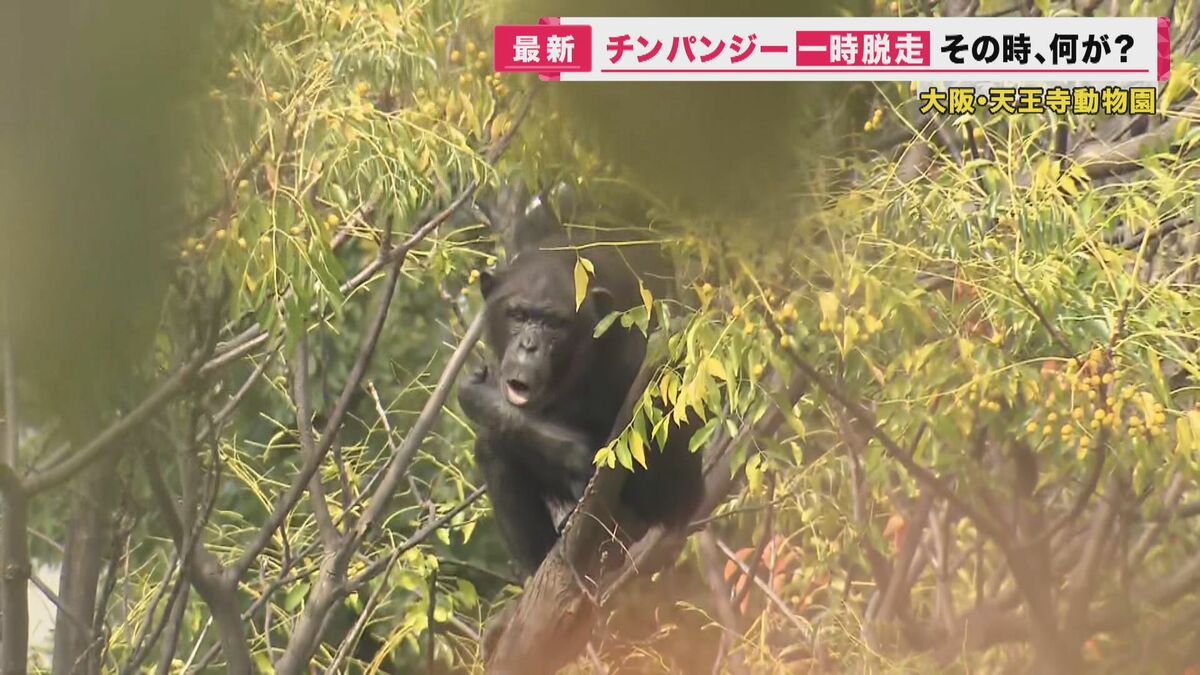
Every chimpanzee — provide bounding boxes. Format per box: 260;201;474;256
457;195;703;578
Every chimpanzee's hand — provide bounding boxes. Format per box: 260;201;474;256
459;364;504;427
469;364;490;384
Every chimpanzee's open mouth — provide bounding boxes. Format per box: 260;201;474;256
504;379;532;406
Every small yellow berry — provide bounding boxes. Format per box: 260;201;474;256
180;249;190;259
468;269;480;284
1102;373;1114;384
237;237;248;249
270;91;283;102
1042;425;1053;435
1072;408;1084;420
1061;424;1073;436
436;36;447;48
238;179;250;190
752;363;765;378
1047;412;1058;422
450;49;462;63
194;242;205;252
1078;437;1090;449
215;229;227;240
1026;422;1038;433
289;225;303;236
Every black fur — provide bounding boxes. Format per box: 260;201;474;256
458;202;703;578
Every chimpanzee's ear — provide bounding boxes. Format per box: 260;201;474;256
512;190;562;255
589;285;614;316
479;271;499;299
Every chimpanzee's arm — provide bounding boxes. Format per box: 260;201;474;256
458;367;595;491
472;435;559;578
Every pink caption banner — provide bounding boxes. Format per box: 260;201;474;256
494;17;1169;82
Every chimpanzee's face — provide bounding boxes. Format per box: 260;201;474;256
479;251;608;411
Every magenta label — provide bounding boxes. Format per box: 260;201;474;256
795;30;931;67
494;24;592;74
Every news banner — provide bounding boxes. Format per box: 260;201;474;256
493;16;1171;115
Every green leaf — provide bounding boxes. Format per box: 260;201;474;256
615;440;633;471
690;417;719;453
284;582;310;612
593;311;620;338
456;579;478;608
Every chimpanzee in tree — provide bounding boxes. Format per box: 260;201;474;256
457;190;703;578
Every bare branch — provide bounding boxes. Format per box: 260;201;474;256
27;351;205;495
292;335;340;549
235;255;403;578
350;311;485;548
698;529;748;675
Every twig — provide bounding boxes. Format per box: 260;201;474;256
768;324;1007;547
292;335;340;549
698;529;748;675
235;254;403;578
153;583;189;675
714;538;810;637
27;349;206;494
874;492;934;623
731;474;775;613
427;567;439;673
1011;276;1080;366
350;487;485;589
350;312;486;550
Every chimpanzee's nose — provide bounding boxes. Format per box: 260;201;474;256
519;335;538;353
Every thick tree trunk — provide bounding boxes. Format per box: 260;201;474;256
52;463;115;675
0;487;30;675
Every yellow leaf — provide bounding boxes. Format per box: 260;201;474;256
1175;417;1193;455
746;454;763;494
573;258;590;311
1161;61;1194;111
818;291;839;324
629;429;647;469
1188;410;1200;451
705;357;727;382
843;315;860;347
639;280;653;316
